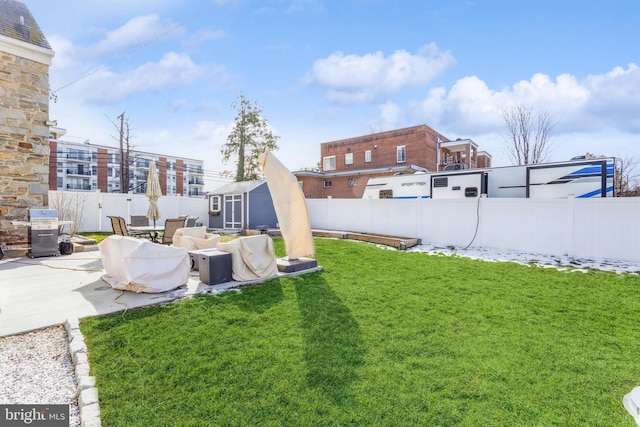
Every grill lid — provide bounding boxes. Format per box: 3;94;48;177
28;209;59;220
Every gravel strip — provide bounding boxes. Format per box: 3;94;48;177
0;325;80;426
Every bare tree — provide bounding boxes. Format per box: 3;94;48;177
107;113;135;192
49;192;86;236
582;153;640;197
615;155;640;197
502;104;555;165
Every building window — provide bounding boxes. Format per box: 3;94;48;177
209;195;221;212
323;156;336;171
345;153;353;165
348;178;357;187
397;146;406;163
365;150;371;162
324;180;332;187
57;177;63;189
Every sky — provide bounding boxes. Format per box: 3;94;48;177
24;0;640;191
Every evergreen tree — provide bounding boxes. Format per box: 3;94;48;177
221;94;279;181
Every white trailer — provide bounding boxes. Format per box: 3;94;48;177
362;158;615;199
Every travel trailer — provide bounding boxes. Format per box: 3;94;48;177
362;158;615;199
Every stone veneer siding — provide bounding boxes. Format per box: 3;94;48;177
0;49;51;248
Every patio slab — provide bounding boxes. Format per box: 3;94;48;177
0;249;322;337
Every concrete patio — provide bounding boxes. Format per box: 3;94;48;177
0;247;321;337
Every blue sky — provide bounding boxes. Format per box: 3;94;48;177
25;0;640;191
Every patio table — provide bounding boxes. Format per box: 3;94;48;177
129;225;165;243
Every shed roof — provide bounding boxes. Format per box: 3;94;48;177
210;180;265;195
0;0;50;49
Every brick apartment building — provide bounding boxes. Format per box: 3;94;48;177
294;125;491;198
49;127;206;197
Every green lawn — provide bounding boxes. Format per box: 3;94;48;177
80;238;640;426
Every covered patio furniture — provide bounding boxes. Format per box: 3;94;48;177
217;234;278;281
173;226;220;251
98;235;190;293
161;217;188;245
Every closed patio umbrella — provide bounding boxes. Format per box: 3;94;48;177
146;160;162;227
259;151;314;260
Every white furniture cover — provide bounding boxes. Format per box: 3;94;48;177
98;235;191;293
259;151;315;260
173;226;220;251
217;234;278;281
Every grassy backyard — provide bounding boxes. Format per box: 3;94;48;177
80;238;640;426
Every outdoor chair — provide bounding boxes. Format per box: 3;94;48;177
107;216;129;237
173;226;220;251
109;215;150;239
130;215;149;226
162;217;188;245
185;216;198;227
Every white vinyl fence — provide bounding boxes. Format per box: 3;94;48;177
57;190;640;263
306;197;640;263
50;190;209;233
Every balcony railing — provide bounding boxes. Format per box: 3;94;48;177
66;168;92;176
66;184;92;190
188;190;204;197
188;178;204;185
66;153;92;162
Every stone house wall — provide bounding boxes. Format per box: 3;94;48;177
0;49;52;248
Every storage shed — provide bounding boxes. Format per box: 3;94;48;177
207;180;277;230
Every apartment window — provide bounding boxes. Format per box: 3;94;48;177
323;156;336;171
365;150;371;163
345;153;353;165
324;180;332;187
348;178;357;187
57;177;63;189
397;146;406;163
209;195;221;212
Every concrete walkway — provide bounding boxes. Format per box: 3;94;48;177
0;248;321;337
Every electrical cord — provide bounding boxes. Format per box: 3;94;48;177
461;195;482;250
2;258;104;272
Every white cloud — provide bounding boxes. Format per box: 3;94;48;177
373;101;403;130
89;14;177;57
47;35;77;71
74;52;206;103
306;43;455;103
411;63;640;136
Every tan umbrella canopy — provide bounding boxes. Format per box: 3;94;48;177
259;151;314;260
145;160;162;227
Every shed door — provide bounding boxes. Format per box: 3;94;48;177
224;194;243;229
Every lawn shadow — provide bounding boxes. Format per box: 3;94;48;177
294;275;365;404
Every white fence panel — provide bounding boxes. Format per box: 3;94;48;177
476;199;571;256
306;197;640;263
55;190;640;262
50;191;209;233
572;198;640;262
